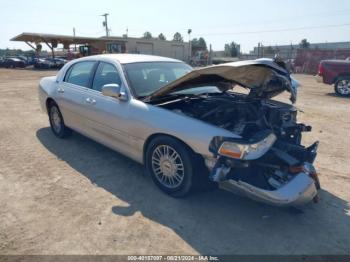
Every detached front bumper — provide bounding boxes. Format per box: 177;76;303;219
219;172;318;207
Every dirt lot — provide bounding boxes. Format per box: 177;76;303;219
0;68;349;255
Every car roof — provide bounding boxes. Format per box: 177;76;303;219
79;54;183;64
56;54;186;83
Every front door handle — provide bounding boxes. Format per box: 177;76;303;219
85;98;96;105
57;87;64;93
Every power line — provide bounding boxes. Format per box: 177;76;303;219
187;9;350;32
107;9;350;40
194;23;350;37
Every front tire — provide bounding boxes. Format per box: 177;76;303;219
48;102;72;138
145;136;196;198
335;78;350;97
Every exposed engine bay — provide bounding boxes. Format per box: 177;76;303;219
157;91;309;143
153;90;320;205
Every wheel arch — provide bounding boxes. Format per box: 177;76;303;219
334;74;350;84
143;133;199;164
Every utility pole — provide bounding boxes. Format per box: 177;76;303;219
101;13;110;37
73;27;77;52
188;29;192;63
209;44;212;65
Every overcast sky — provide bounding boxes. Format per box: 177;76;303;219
1;0;350;52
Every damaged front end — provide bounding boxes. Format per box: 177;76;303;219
208;131;320;206
148;58;320;206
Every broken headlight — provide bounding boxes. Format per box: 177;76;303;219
218;133;277;160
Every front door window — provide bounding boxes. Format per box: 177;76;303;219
92;62;122;92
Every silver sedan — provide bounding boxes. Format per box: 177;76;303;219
39;54;320;206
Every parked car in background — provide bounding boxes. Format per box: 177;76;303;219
24;57;37;66
34;58;55;69
317;59;350;97
38;54;320;207
34;58;67;69
0;57;4;67
16;56;30;66
49;58;67;69
2;58;26;68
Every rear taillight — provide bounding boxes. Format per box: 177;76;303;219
318;63;324;76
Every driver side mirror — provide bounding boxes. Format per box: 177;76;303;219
102;84;128;101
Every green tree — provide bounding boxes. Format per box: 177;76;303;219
143;31;153;39
173;32;184;42
265;46;274;54
299;39;310;49
191;37;207;53
158;33;166;40
224;41;240;57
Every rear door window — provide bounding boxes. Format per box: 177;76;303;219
65;61;96;88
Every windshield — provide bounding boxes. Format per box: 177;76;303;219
124;62;192;97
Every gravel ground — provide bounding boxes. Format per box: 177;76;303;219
0;68;349;255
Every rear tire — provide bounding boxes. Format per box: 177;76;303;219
145;136;197;198
335;78;350;97
48;102;72;138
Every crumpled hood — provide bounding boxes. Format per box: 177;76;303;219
146;59;298;103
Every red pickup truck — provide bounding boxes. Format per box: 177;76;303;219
317;59;350;97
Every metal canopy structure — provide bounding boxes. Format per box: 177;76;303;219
11;32;191;61
11;32;102;58
11;32;100;44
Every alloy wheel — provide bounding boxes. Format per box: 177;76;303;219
337;80;350;95
151;145;185;188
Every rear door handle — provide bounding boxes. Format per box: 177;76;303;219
57;87;64;93
85;97;96;105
